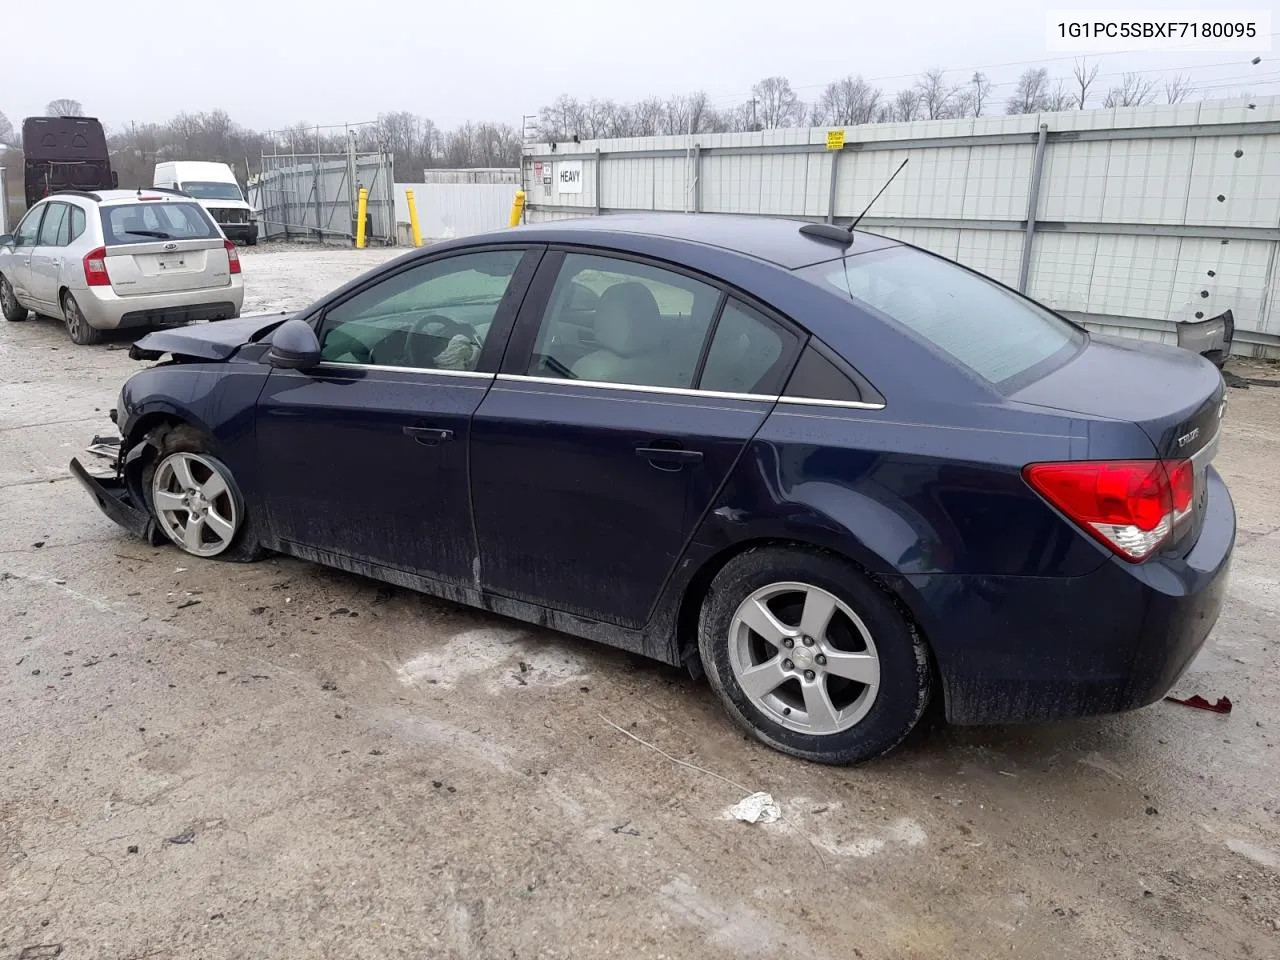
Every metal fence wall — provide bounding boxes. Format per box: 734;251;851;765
523;97;1280;357
422;168;519;184
394;183;517;240
250;151;396;244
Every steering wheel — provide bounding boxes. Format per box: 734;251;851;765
403;313;478;368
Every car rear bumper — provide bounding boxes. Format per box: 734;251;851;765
77;277;245;329
905;467;1235;724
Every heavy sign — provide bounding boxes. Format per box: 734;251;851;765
557;160;584;195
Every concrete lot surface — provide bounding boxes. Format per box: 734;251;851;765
2;248;1279;959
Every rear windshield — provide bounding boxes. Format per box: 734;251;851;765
181;181;243;201
100;202;219;245
799;247;1083;388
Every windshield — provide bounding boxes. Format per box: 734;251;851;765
799;246;1084;389
180;181;243;201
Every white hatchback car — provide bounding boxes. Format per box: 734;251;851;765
0;189;244;344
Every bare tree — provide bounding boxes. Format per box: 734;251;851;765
1072;58;1100;108
1164;74;1194;104
1006;68;1050;114
46;98;85;117
1044;79;1074;112
916;68;961;120
815;75;882;125
751;76;804;129
891;88;923;122
0;110;14;146
968;72;992;117
1103;72;1157;107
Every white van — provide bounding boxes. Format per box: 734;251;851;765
154;161;257;246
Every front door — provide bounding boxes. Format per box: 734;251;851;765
469;250;801;628
254;246;541;584
5;205;45;306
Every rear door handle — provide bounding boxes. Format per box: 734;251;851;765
403;426;454;445
635;445;703;464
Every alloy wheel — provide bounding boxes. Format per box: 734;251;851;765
727;581;881;735
151;452;240;557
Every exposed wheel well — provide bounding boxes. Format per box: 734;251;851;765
58;286;71;313
674;538;942;698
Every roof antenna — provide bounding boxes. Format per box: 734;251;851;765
849;158;908;235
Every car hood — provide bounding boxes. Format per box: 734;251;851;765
129;312;294;361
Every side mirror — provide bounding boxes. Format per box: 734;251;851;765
0;235;12;247
267;318;321;370
110;171;119;188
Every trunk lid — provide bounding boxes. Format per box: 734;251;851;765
1013;334;1225;549
104;237;231;296
129;312;293;362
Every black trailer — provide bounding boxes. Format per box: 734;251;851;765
21;116;117;208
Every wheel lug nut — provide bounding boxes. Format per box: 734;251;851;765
782;659;794;671
804;670;816;681
815;654;827;666
782;637;794;648
802;636;814;646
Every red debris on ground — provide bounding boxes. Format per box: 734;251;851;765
1164;694;1233;714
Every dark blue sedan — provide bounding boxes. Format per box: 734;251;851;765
72;214;1234;763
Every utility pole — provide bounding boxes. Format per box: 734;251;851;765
749;97;758;131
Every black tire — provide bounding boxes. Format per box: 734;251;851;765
246;233;257;246
62;292;105;345
1;276;27;322
698;546;931;764
140;424;266;563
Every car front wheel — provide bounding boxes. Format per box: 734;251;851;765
698;547;932;764
1;276;27;322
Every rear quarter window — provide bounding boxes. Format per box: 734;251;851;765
800;247;1083;389
100;202;219;246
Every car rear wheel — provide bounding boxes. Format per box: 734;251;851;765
62;292;104;345
1;277;27;322
142;426;264;562
698;547;932;764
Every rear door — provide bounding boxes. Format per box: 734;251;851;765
29;201;72;308
469;249;802;628
99;199;231;296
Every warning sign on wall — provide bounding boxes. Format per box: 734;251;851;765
826;130;845;151
556;160;584;194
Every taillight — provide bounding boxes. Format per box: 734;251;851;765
224;239;241;275
83;247;111;286
1023;459;1193;562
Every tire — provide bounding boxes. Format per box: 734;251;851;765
141;425;265;562
62;292;105;345
698;547;931;764
1;276;27;322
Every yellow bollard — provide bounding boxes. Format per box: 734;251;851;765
355;187;369;249
405;188;423;248
508;189;526;227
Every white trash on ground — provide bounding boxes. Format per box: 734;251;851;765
727;792;780;824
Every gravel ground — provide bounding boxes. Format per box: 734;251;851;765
1;248;1279;959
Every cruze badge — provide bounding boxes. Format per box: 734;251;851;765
1176;427;1200;448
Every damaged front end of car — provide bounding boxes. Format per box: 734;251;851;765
70;426;167;546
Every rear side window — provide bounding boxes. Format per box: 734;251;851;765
68;206;86;242
784;344;869;403
100;202;218;246
800;247;1083;388
699;300;798;395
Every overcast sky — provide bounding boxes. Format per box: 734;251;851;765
3;0;1275;133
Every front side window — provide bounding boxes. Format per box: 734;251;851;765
800;247;1083;388
38;203;70;246
14;207;45;246
101;202;218;245
528;253;720;388
318;250;524;371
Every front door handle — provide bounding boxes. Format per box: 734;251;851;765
635;444;703;467
403;425;454;445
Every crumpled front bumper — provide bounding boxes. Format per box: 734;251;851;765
70;444;165;545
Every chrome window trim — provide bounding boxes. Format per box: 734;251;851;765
314;361;495;380
496;373;773;403
495;373;886;410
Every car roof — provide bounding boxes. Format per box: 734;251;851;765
499;213;900;269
